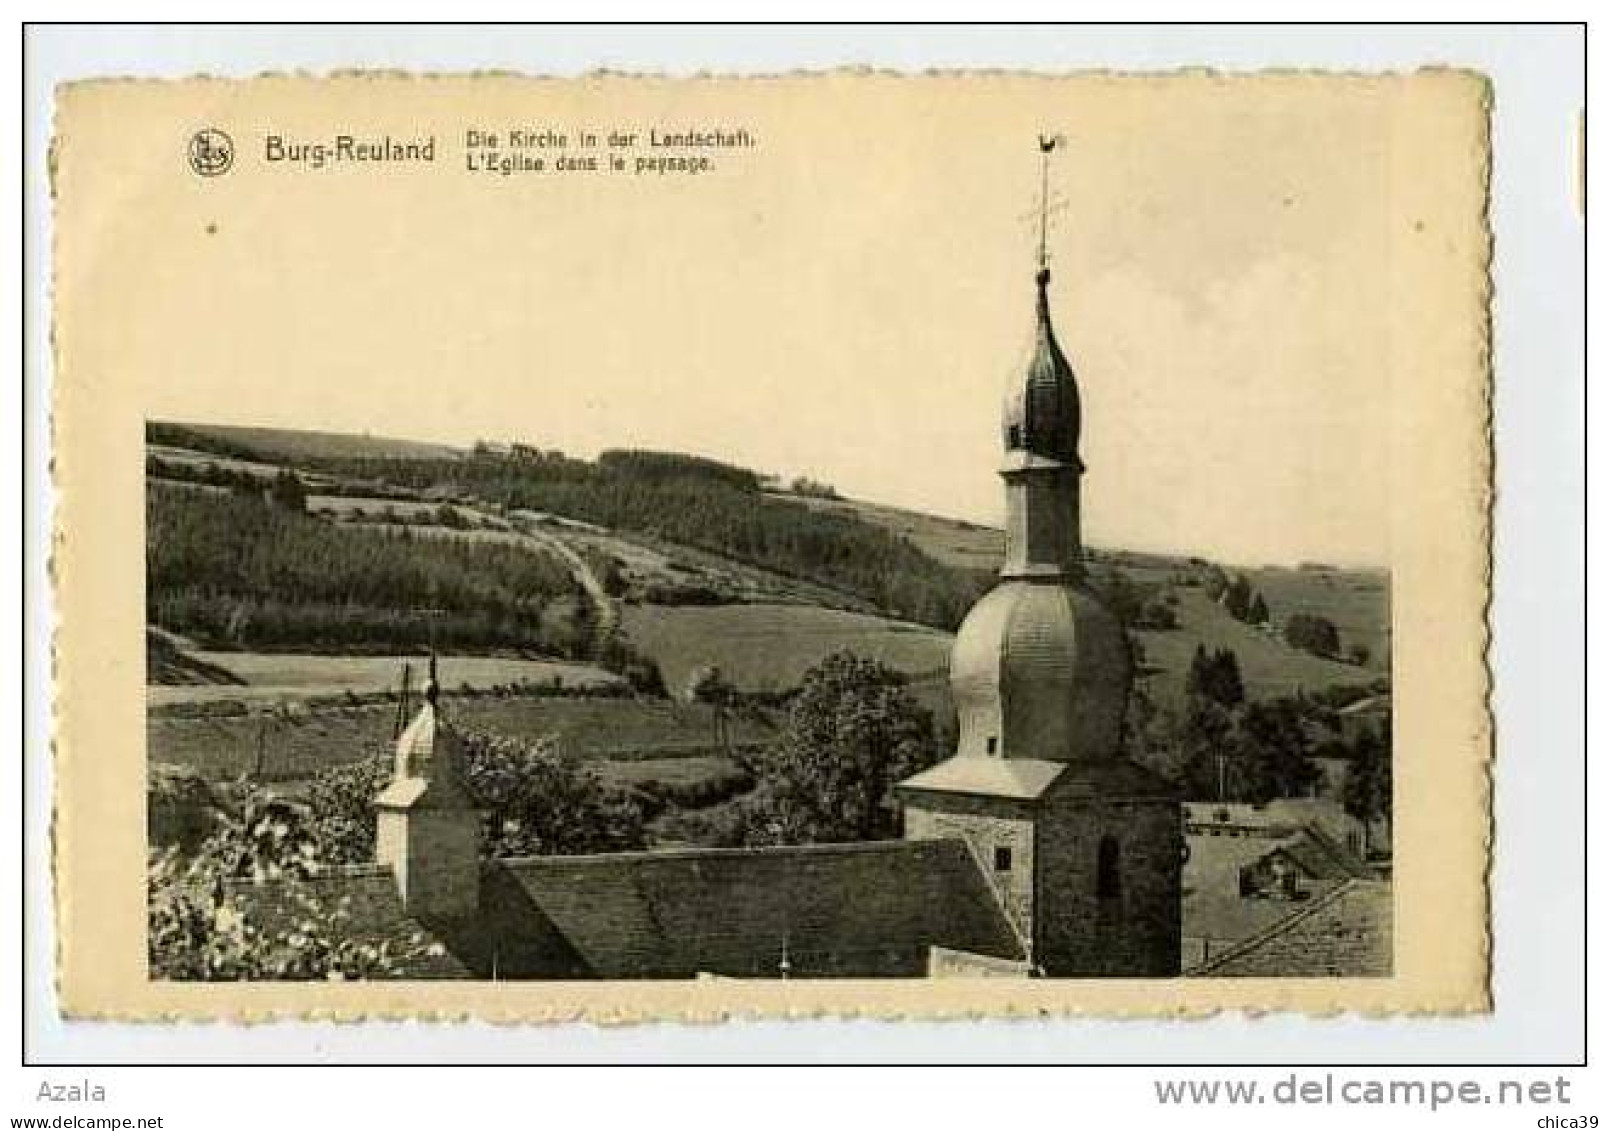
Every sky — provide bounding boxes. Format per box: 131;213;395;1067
58;72;1463;569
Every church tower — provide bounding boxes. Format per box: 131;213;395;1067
898;139;1181;977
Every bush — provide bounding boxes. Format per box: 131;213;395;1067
595;633;669;697
1285;613;1343;659
147;793;440;981
1134;597;1179;630
306;728;648;863
655;802;751;848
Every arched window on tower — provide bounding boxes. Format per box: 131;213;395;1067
1096;835;1122;901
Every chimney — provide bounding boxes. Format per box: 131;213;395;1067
373;659;484;920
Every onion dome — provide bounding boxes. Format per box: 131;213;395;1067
948;579;1131;764
1002;269;1083;470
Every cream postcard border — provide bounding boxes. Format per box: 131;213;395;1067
49;70;1491;1021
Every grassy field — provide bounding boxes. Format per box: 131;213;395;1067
148;694;773;782
1246;564;1390;672
148;653;621;708
552;521;870;611
780;493;1004;573
595;754;744;787
169;423;463;463
148;444;292;480
621;603;952;698
803;496;1390;674
309;495;503;525
452;696;773;759
1134;588;1377;711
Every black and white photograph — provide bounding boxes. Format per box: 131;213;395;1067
117;77;1420;987
28;27;1585;1094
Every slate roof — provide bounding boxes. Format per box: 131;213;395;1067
899;755;1176;804
1189;879;1393;978
1184;800;1371;867
230;839;1026;980
1183;823;1374;950
898;756;1068;800
222;864;474;980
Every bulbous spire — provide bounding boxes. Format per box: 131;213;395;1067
1002;268;1082;470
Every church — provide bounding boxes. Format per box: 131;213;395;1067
227;154;1184;980
896;250;1181;978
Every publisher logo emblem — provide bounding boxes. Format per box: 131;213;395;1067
188;129;235;177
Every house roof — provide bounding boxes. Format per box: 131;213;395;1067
1182;817;1375;949
489;839;1025;978
1338;694;1390;717
232;839;1026;980
1189;879;1393;977
1184;798;1362;835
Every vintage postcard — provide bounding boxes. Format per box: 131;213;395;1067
50;70;1490;1020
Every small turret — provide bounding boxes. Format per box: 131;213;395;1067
373;656;485;920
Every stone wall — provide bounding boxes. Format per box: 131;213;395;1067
904;794;1036;941
377;807;481;920
1034;798;1181;977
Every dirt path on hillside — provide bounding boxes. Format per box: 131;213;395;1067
506;511;619;645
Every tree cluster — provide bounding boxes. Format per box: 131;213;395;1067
595;448;763;492
788;476;841;500
147;486;591;657
1154;694;1321;804
1342;715;1392;845
727;653;940;845
147;455;264;493
1087;567;1179;631
1203;566;1271;627
290;450;989;630
266;469;309;513
1133;647;1393;816
1185;644;1245;707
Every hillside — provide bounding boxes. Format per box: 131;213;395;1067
144;423;1391;861
163;422;463;463
1133;589;1377;711
144;423;1388;726
620;603;952;699
146;483;596;659
778;492;1005;573
148;652;621;709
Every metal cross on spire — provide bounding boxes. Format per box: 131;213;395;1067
1037;133;1060;274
